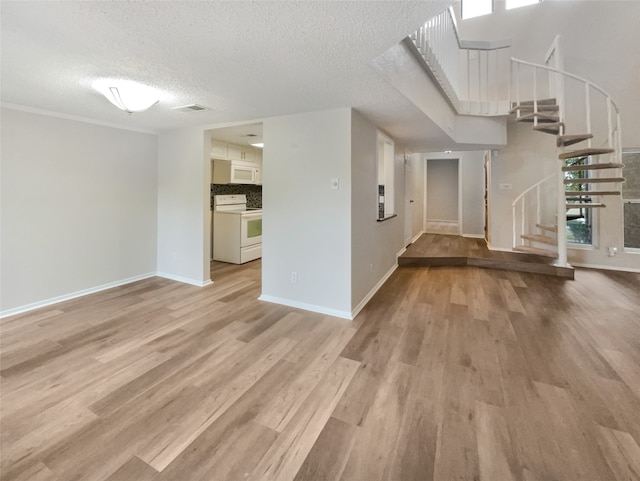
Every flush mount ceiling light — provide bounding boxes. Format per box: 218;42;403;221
92;79;160;114
250;143;264;148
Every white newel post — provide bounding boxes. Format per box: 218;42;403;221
557;158;568;266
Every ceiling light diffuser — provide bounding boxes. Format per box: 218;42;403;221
250;143;264;148
92;79;160;113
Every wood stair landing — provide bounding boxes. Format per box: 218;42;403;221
536;223;558;233
399;234;574;279
557;133;593;147
516;112;560;123
566;202;606;209
562;162;624;172
512;98;557;107
513;245;558;258
558;147;615;160
533;122;564;135
564;190;621;196
564;177;626;185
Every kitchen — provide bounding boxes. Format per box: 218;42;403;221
208;123;264;266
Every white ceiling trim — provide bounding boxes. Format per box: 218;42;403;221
1;103;158;135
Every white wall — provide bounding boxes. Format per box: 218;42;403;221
427;159;459;221
261;109;352;317
0;108;158;314
351;110;405;313
423;151;486;238
157;127;211;286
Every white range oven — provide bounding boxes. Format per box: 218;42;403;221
213;194;262;264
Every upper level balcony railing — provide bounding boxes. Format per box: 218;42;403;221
409;7;511;115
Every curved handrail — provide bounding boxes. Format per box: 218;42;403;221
512;174;554;207
512;174;557;251
512;57;620;114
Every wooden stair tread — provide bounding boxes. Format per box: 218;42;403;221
533;122;564;134
562;162;624;172
566;203;606;208
516;112;560;123
564;190;621;196
564;177;625;184
521;234;556;245
536;224;557;233
512;98;557;107
513;245;559;258
558;147;615;160
510;104;559;114
557;133;593;147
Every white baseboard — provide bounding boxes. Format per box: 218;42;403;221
351;263;398;319
258;295;352;320
570;262;640;274
0;272;157;318
156;272;213;287
463;233;485;239
411;231;424;244
397;246;407;257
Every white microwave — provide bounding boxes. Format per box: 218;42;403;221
212;159;260;184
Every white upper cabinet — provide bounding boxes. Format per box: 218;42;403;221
227;143;256;163
210;140;228;159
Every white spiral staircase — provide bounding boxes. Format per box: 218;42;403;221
410;9;625;270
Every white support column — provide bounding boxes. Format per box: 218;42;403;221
557;156;568;266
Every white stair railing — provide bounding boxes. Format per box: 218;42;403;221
511;58;622;162
512;175;557;251
409;7;511;115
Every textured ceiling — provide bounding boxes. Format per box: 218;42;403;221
1;0;452;147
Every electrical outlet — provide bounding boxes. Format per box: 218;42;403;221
370;263;374;272
290;271;298;283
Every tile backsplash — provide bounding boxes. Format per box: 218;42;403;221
211;184;262;209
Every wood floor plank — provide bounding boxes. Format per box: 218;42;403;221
102;456;158;481
339;360;413;481
249;356;360;481
138;336;297;471
255;325;356;432
595;425;640;481
475;401;520;481
293;417;359;481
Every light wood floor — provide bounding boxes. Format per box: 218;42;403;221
2;260;640;480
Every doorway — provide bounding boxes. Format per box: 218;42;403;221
425;158;459;234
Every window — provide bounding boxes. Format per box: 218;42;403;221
377;132;395;220
565;157;593;245
506;0;542;10
622;151;640;249
461;0;493;19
